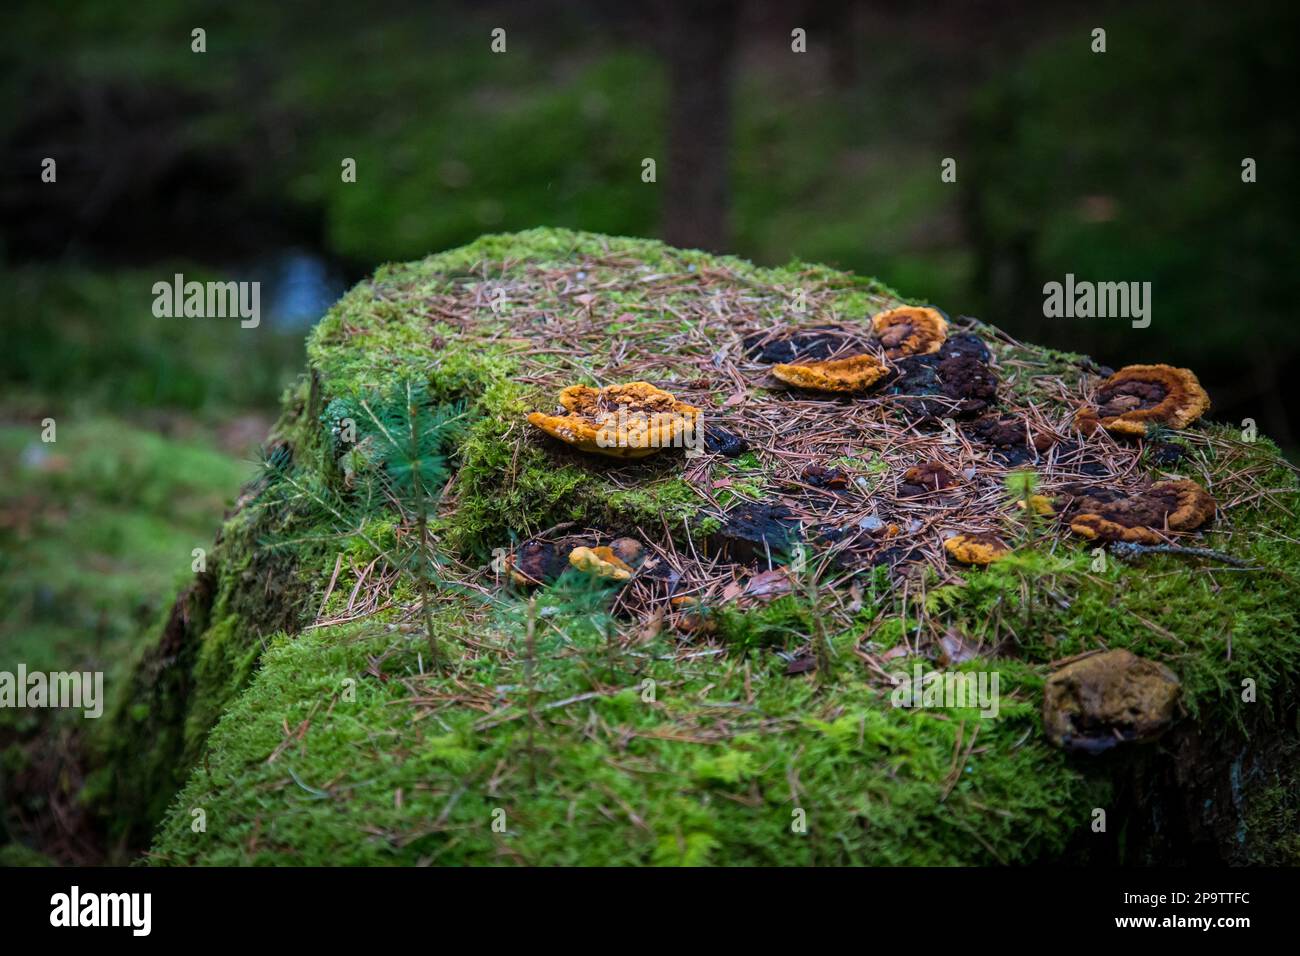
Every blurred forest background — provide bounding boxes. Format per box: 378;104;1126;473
0;0;1297;859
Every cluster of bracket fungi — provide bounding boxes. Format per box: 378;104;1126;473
521;304;1217;581
508;299;1224;752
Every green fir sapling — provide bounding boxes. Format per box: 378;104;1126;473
355;382;468;669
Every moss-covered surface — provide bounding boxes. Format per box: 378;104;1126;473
91;228;1298;865
92;380;331;844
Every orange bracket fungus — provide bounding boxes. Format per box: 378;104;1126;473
943;532;1010;565
1058;479;1216;544
771;354;890;393
1074;364;1210;437
527;382;701;459
870;306;949;359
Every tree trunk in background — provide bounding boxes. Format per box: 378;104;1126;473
808;0;859;88
660;0;737;252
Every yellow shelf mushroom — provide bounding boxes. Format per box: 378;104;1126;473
527;382;701;459
569;545;634;581
870;306;949;358
772;354;890;393
944;532;1010;565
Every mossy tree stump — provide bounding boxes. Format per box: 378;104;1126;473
98;229;1300;865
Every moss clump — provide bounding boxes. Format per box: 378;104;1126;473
1240;738;1300;865
714;596;815;652
147;608;1088;866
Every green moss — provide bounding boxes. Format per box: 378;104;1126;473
447;409;591;554
148;604;1087;866
1241;743;1300;865
183;615;263;756
715;596;815;653
445;376;709;555
605;477;704;531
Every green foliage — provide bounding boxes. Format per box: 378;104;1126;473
352;383;467;500
261;384;464;551
314;53;664;262
0;417;250;687
967;2;1299;399
267;381;469;665
0;414;252;856
0;267;300;418
1003;470;1037;499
